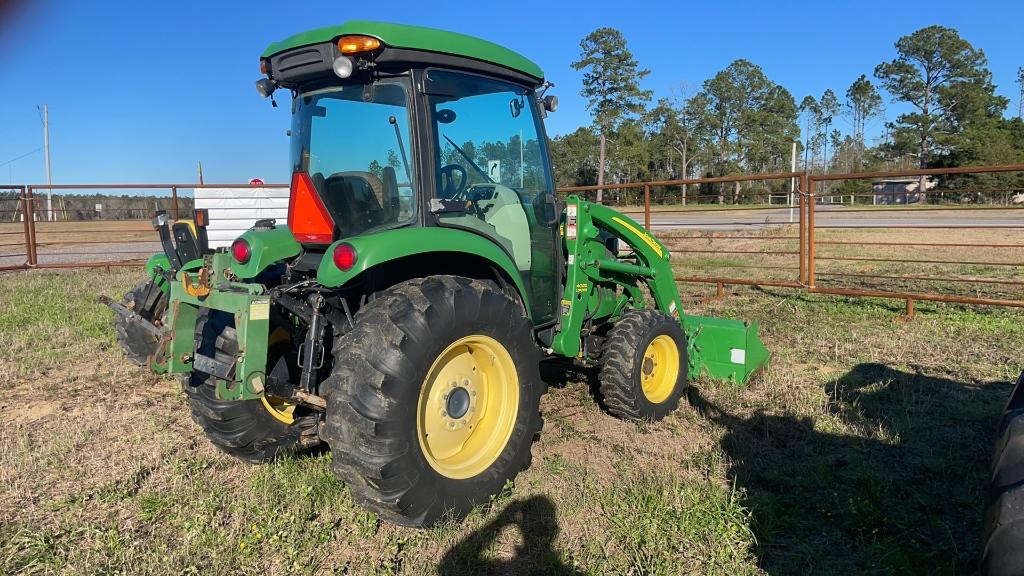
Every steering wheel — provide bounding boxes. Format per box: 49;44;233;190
439;164;468;199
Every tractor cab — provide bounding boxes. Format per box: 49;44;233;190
260;21;562;323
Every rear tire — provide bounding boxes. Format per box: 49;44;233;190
115;279;168;366
321;276;543;527
599;309;688;422
182;309;320;463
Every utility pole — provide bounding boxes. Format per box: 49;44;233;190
42;104;53;221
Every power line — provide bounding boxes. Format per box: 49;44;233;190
0;147;42;168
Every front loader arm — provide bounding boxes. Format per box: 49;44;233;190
551;196;683;358
550;195;770;386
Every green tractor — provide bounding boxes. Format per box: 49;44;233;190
106;21;769;527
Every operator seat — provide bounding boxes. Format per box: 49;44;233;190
474;184;532;271
322;171;387;235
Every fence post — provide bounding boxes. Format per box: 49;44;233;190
19;188;32;268
644;184;651;230
24;187;38;266
171;186;179;220
807;178;816;289
799;173;808;285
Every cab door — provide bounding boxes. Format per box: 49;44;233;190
423;69;561;325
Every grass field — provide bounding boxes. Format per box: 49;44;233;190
1;267;1022;575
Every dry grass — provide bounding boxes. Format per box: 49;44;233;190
1;260;1022;574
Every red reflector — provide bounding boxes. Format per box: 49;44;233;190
231;238;252;264
332;243;357;271
288;172;335;244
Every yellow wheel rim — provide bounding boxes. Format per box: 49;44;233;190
262;395;296;425
416;335;519;480
261;328;297;425
640;335;680;404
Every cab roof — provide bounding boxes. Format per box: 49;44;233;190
261;20;544;82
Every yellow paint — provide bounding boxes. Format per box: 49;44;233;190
416;335;519;479
640;335;680;403
181;267;211;298
262;328;297;425
611;216;664;258
261;395;296;425
176;219;198;239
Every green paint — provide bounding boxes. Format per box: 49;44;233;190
145;253;171;293
145;253;206;293
552;196;769;386
683;315;770;385
262;20;544;81
230;225;302;280
553;196;680;358
163;253;272;402
316;226;531;315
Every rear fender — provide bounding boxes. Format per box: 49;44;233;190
229;225;302;280
316;227;531;315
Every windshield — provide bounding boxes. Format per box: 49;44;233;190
290;77;416;237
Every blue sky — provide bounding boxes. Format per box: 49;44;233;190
1;0;1020;185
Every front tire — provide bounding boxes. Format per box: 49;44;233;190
599;309;688;422
321;276;543;527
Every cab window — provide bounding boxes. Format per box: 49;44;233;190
425;70;559;324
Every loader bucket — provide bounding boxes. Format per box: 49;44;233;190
682;314;770;386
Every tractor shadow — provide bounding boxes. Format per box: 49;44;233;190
539;358;607;410
437;495;582;576
688;362;1010;574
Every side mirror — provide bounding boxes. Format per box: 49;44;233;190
542;95;558;113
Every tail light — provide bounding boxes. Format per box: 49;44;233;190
231;238;252;264
287;172;335;244
332;243;357;271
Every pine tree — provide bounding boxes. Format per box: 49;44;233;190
571;28;652;201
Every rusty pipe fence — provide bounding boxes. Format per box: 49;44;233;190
559;171;811;294
0;183;287;271
560;164;1024;314
803;164;1024;315
3;165;1024;314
